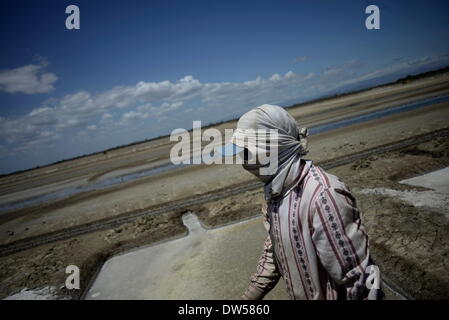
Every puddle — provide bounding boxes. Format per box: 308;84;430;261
3;93;449;213
0;162;189;213
309;93;449;135
361;167;449;219
85;213;288;300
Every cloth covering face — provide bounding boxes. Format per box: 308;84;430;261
235;105;382;300
231;104;309;200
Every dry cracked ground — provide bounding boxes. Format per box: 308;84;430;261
1;134;448;300
1;74;449;300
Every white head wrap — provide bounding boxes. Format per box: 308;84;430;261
231;104;309;200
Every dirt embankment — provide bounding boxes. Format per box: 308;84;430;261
192;136;449;299
331;136;449;299
0;211;187;300
1;135;448;299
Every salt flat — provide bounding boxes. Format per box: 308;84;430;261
362;167;449;219
87;168;449;300
86;213;288;300
1;75;448;300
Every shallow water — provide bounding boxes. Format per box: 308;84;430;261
309;93;449;135
0;162;190;213
2;93;449;213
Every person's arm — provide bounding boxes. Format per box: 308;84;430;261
241;202;281;300
311;186;382;300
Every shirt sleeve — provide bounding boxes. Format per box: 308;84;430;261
311;185;382;300
241;202;281;300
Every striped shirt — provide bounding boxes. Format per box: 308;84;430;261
242;160;382;300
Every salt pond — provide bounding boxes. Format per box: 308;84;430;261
362;167;449;219
85;213;288;300
4;93;449;213
85;168;449;300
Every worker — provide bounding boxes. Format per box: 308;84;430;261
226;104;383;300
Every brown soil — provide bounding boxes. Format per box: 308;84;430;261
1;74;448;300
1;135;447;299
0;210;187;300
330;136;449;299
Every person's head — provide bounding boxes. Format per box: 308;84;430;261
230;104;308;187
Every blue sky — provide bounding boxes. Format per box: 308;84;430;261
0;0;449;174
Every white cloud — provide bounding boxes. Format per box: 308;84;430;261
28;106;52;116
270;73;282;81
285;71;296;79
121;111;148;122
0;62;58;94
1;52;449;173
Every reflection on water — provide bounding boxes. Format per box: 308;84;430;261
2;93;449;213
0;162;189;213
309;93;449;135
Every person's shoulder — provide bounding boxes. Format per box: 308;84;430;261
309;165;343;188
311;165;356;204
309;165;354;196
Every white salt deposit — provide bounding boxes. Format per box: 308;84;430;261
85;213;288;300
361;167;449;219
3;286;61;300
401;167;449;194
